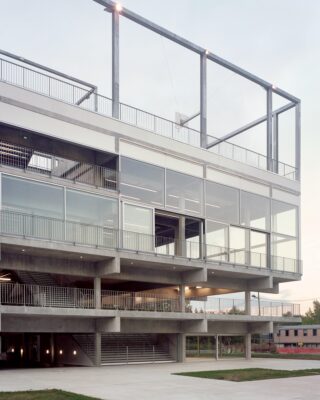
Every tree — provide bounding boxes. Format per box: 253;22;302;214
302;300;320;324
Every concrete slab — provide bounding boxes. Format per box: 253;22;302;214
0;358;320;400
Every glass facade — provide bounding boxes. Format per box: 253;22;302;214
166;170;203;215
229;226;246;264
250;230;267;267
272;200;297;237
120;157;165;206
241;191;270;230
123;203;153;251
2;175;64;219
205;181;239;224
206;220;228;261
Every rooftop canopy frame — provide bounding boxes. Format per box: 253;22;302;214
93;0;301;180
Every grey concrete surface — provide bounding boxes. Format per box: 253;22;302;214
0;358;320;400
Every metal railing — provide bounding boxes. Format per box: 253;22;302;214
101;290;181;312
0;282;300;317
187;297;300;317
0;209;301;274
0;140;117;191
0;282;95;308
0;57;297;180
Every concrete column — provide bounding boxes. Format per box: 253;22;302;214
94;277;101;309
245;333;252;360
215;335;219;360
177;216;186;257
179;284;185;312
95;332;101;367
177;333;186;363
50;333;55;365
245;291;251;315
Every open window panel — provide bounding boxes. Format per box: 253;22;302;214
155;210;203;259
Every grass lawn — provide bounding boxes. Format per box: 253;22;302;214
174;368;320;382
0;389;101;400
187;352;320;360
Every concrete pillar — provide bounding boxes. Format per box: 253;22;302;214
94;277;101;309
50;333;55;364
245;291;251;315
177;216;186;257
179;284;185;312
95;332;101;367
215;335;219;360
245;333;252;360
177;333;186;363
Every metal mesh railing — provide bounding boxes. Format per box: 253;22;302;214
0;282;95;308
0;139;117;191
0;209;301;274
0;57;297;180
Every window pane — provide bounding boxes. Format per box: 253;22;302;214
250;231;267;268
229;226;246;264
272;234;297;272
166;170;203;215
66;190;118;247
120;157;164;206
241;192;270;230
272;200;297;236
66;190;118;228
123;204;153;251
205;181;239;224
2;175;64;219
206;220;228;261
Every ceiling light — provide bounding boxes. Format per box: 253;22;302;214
59;350;63;355
196;286;202;289
73;350;77;356
46;349;50;355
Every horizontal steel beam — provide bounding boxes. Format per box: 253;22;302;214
75;87;96;106
180;111;200;126
0;49;97;90
93;0;300;103
207;102;296;149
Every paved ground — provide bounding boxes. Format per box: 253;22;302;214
1;358;320;400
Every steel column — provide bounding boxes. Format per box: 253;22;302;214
272;113;279;173
112;10;120;119
295;102;301;181
200;52;207;148
266;88;273;171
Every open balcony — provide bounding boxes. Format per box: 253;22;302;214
0;209;302;275
0;282;300;318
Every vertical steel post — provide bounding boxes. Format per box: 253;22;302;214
266;88;273;171
272;113;279;173
112;10;120;119
295;102;301;181
200;52;207;148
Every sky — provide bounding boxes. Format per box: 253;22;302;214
0;0;319;313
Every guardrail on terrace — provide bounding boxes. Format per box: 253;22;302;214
0;57;297;180
0;209;301;274
0;140;117;191
0;283;300;317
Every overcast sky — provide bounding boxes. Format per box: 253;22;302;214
1;0;319;312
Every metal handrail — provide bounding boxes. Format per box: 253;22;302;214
0;56;297;180
0;209;301;274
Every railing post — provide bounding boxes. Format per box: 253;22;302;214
126;346;129;364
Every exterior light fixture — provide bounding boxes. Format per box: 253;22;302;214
59;350;63;355
21;249;25;252
11;348;15;353
73;350;77;356
115;3;123;12
20;348;24;356
46;349;50;355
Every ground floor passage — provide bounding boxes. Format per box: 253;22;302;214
0;358;320;400
0;333;252;368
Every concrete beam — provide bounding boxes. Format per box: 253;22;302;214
96;257;120;276
96;316;120;333
247;276;273;291
182;319;208;334
181;268;207;285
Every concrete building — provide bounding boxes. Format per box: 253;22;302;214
0;0;301;367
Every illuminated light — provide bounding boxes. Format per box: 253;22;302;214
272;84;277;90
11;348;15;353
0;277;11;282
205;49;209;55
80;256;83;259
23;136;28;140
185;286;189;290
115;3;123;12
20;348;24;356
196;286;202;289
21;249;25;252
73;350;77;356
59;350;63;355
46;349;50;355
